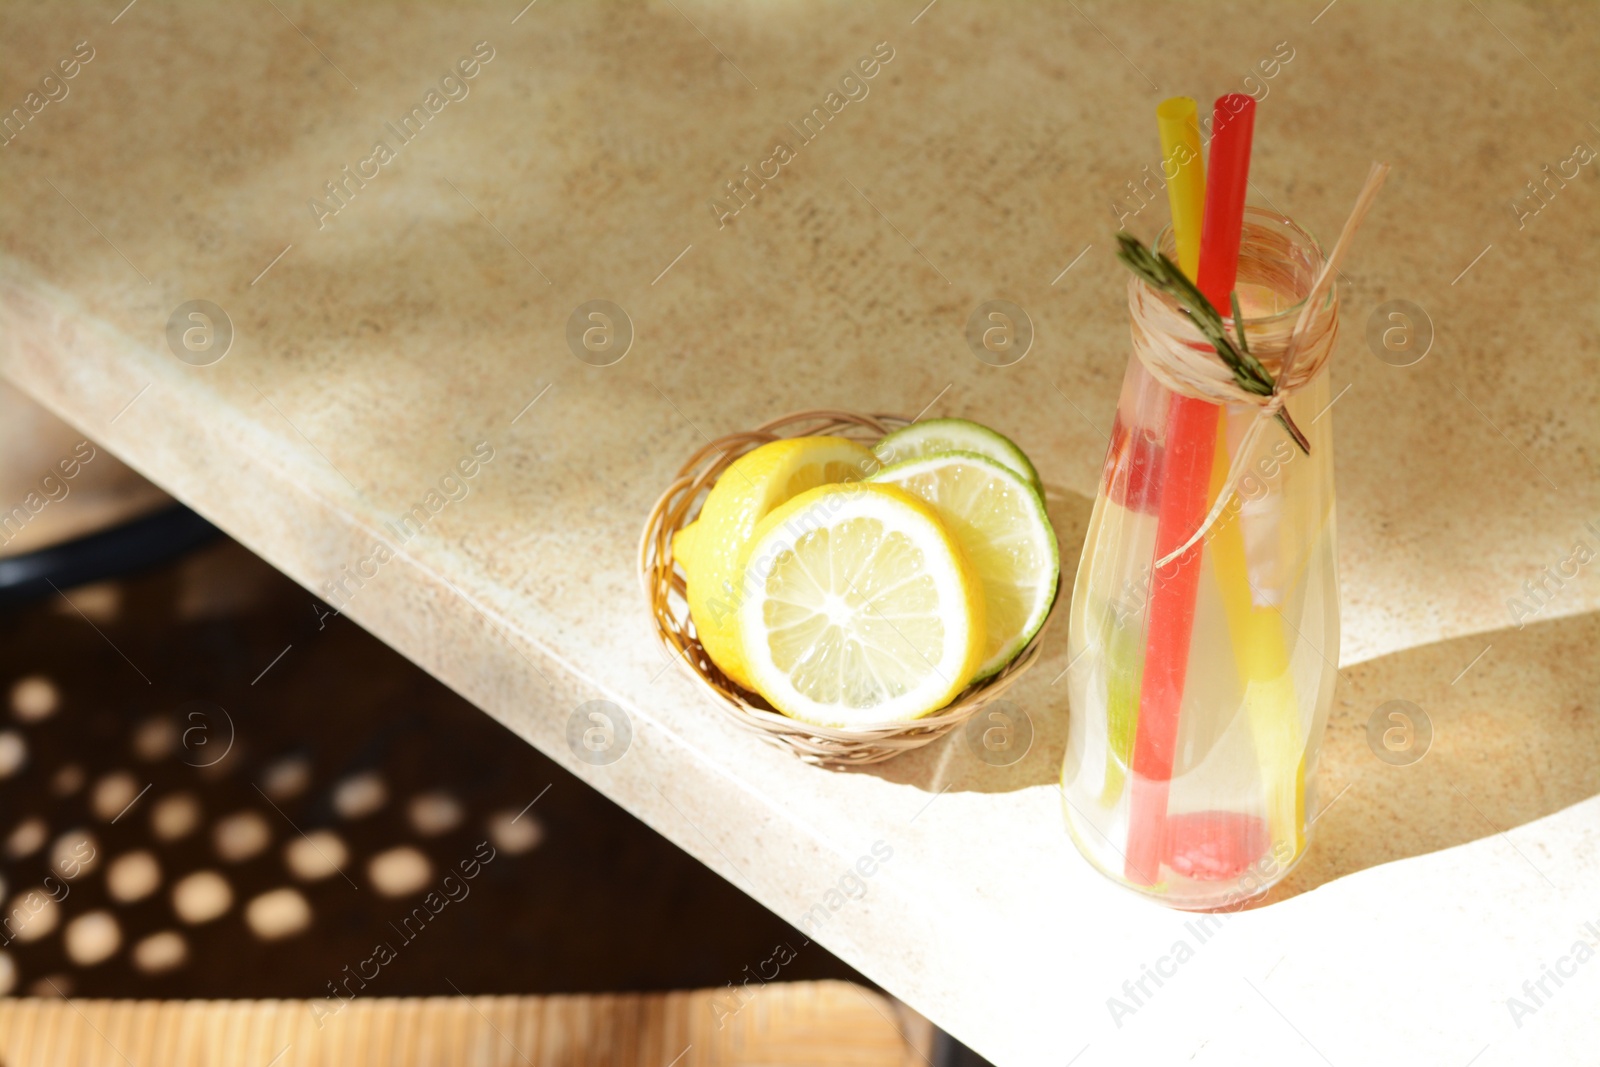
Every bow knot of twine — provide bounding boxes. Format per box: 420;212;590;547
1136;162;1390;569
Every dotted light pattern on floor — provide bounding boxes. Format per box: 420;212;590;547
0;663;538;996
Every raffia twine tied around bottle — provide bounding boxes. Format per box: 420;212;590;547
1129;164;1389;569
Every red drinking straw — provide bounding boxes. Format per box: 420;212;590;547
1124;94;1256;886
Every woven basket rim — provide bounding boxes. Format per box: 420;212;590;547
637;408;1058;768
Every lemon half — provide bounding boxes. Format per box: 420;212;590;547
678;436;876;689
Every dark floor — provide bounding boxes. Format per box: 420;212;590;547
0;537;868;1001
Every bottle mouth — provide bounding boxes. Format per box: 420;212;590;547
1151;206;1332;326
1129;205;1340;405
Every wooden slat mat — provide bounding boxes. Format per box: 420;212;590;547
0;980;928;1067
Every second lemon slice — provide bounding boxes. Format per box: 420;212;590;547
871;451;1058;680
737;483;985;727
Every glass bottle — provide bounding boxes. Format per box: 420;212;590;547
1061;208;1340;910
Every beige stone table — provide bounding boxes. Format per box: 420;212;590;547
3;2;1598;1063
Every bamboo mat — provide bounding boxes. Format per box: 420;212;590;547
0;980;928;1066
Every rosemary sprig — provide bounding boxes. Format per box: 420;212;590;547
1115;231;1310;454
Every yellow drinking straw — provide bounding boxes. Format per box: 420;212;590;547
1208;419;1306;858
1156;97;1205;277
1156;96;1305;860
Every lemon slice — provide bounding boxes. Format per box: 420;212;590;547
873;418;1042;495
872;451;1058;680
679;437;876;690
737;483;985;726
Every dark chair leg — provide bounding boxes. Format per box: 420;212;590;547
0;504;218;609
932;1029;998;1067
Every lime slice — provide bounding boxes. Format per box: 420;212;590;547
737;483;985;726
874;418;1042;495
1094;597;1143;806
871;451;1058;680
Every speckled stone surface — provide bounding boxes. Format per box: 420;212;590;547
1;2;1597;1063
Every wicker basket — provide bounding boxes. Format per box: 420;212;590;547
638;409;1056;768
